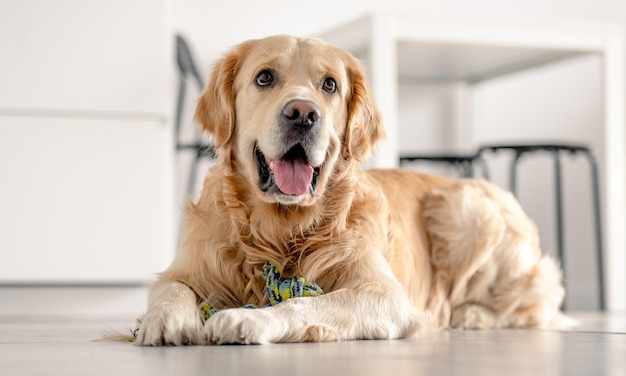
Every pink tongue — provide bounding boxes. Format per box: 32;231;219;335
273;157;314;195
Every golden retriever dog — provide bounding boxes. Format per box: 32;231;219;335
135;35;572;346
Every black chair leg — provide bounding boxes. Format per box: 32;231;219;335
188;153;200;197
461;161;473;178
174;78;186;147
477;156;490;180
552;150;567;310
583;150;606;311
509;151;522;196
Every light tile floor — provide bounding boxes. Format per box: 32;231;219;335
1;312;625;376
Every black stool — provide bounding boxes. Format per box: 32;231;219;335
478;143;605;310
399;152;489;179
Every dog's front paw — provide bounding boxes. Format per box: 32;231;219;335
135;303;201;346
200;308;285;345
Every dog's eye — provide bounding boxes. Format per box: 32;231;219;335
255;70;274;87
322;77;337;94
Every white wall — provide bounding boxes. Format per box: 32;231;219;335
172;0;626;75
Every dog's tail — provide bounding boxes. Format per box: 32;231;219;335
96;316;141;343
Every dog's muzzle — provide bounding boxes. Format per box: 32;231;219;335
256;145;320;197
255;99;324;198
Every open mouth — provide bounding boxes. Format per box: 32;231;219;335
256;144;320;196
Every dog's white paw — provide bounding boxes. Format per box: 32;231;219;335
135;302;201;346
450;304;496;330
200;308;285;345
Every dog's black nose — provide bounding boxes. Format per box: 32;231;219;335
282;100;321;128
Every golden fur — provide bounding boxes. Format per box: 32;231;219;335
135;35;572;346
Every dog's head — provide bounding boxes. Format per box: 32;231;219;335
195;35;384;206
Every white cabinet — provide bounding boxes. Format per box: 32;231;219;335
0;116;172;282
0;0;174;284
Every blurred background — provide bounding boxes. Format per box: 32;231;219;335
0;0;624;317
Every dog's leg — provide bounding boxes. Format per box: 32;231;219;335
427;271;453;328
135;280;202;345
450;303;497;329
198;270;425;345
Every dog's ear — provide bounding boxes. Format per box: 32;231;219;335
343;55;386;163
194;45;245;149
